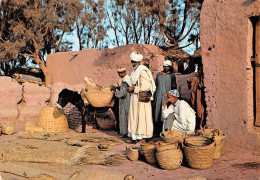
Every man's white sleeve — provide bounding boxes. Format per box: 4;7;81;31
162;105;174;119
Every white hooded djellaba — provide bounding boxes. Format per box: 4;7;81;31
128;52;156;140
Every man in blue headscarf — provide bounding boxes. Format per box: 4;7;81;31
162;89;196;134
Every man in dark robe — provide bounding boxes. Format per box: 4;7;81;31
187;66;206;129
153;60;177;136
113;68;131;136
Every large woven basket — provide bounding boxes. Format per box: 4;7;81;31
37;106;69;132
141;143;156;164
85;87;114;108
155;142;183;170
213;134;226;159
183;136;216;169
96;118;115;130
126;146;139;161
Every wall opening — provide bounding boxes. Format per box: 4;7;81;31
250;16;260;126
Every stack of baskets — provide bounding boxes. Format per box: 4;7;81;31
160;129;188;144
183;136;216;169
155;142;183;170
141;142;156;164
196;125;226;159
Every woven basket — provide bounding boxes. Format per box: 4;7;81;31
155;142;183;170
141;143;156;164
160;133;187;144
213;134;226;159
1;123;15;135
37;106;69;132
126;146;139;161
96;118;115;130
196;125;222;137
183;136;216;169
161;129;188;144
85;87;114;107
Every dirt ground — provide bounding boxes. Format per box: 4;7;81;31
0;127;259;180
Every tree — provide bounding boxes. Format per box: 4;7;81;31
136;0;202;50
0;0;77;85
105;0;164;47
72;0;106;50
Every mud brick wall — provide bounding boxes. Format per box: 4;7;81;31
200;0;260;150
0;77;22;121
62;103;82;131
46;44;165;86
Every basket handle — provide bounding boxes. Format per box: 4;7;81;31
212;129;220;136
203;125;212;130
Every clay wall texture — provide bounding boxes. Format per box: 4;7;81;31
200;0;260;150
46;44;165;86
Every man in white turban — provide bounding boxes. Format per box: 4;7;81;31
153;60;177;136
127;52;156;143
162;89;196;133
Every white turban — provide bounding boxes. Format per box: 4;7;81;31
163;60;172;67
130;52;143;62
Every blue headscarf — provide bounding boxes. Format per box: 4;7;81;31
168;89;180;98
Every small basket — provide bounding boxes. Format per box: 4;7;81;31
1;123;15;135
85;88;114;108
141;142;156;164
160;129;188;144
126;146;139;161
213;134;226;159
183;136;216;169
37;106;69;132
196;125;222;137
155;142;183;170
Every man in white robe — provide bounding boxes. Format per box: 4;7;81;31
162;89;196;134
127;52;156;142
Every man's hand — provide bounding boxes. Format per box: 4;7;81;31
163;99;169;109
110;85;116;91
127;87;135;93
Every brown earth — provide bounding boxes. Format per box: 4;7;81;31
0;126;259;180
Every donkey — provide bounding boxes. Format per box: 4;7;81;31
57;88;119;133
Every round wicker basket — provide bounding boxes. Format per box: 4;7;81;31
126;146;139;161
37;106;69;132
96;118;115;130
141;143;156;164
156;142;183;170
183;136;216;169
1;123;15;135
85;88;114;108
196;125;222;137
160;129;188;144
213;134;226;159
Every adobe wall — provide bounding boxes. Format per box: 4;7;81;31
46;44;165;86
200;0;260;150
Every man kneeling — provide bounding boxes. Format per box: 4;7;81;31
162;89;196;134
